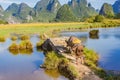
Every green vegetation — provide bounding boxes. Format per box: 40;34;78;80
0;20;8;24
69;0;97;18
99;3;114;18
58;59;79;80
18;3;33;21
9;43;19;50
83;48;99;69
43;51;79;79
19;40;33;50
9;40;33;50
83;48;120;80
36;40;44;48
11;36;18;41
115;13;120;19
94;15;105;22
9;48;33;55
86;15;105;23
43;52;60;69
0;20;120;37
0;36;6;42
32;0;61;22
55;4;77;22
20;35;30;40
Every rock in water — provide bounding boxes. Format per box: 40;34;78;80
89;30;99;39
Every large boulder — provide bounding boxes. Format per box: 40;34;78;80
41;39;56;52
89;30;99;39
66;36;81;48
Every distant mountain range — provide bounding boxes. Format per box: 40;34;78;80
0;0;120;24
99;3;114;18
68;0;97;18
113;0;120;14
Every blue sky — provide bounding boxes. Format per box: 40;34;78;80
0;0;116;10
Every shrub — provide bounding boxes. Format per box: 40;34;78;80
11;36;18;41
36;40;44;48
58;59;79;80
115;13;120;19
43;52;60;69
20;35;30;40
9;41;33;55
94;15;105;22
0;20;8;24
19;40;33;50
43;51;79;79
85;17;95;23
9;43;19;50
83;48;99;69
0;36;6;42
68;64;79;78
39;33;49;40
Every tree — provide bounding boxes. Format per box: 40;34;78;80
94;15;104;22
115;13;120;19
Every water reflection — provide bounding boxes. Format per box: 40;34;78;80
9;49;33;55
37;47;42;52
45;69;60;78
89;35;99;39
0;40;6;43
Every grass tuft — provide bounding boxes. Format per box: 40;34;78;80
0;36;6;42
11;36;18;41
20;35;30;40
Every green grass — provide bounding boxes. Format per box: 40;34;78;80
9;43;19;50
19;40;33;50
84;48;99;69
43;51;79;80
0;19;120;37
0;36;6;42
43;51;61;70
9;40;33;50
83;48;120;80
20;35;30;40
11;36;18;41
36;40;44;48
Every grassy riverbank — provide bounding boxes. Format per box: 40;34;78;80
0;19;120;37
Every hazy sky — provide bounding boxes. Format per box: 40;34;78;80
0;0;116;10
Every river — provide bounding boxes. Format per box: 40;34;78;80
61;27;120;72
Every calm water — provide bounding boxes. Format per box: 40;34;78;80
61;27;120;71
0;35;68;80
